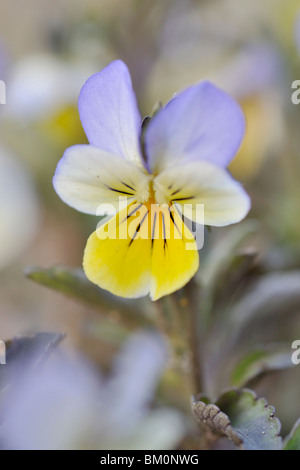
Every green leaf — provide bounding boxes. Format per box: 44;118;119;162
199;220;259;290
231;271;300;329
232;344;295;387
216;389;282;450
223;271;300;350
25;265;154;328
197;221;259;321
191;395;243;447
192;388;282;450
283;418;300;450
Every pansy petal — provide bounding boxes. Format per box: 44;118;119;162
83;204;152;298
83;203;199;300
154;161;251;227
53;145;151;215
150;205;199;300
78;60;143;166
145;81;245;174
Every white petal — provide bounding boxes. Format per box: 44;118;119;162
154;161;251;227
53;145;151;215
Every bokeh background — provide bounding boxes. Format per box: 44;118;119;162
1;0;300;449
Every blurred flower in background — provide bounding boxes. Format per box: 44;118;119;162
7;55;90;121
2;332;184;450
0;145;40;270
4;54;94;148
223;46;285;182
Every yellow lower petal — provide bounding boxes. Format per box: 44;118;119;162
83;204;152;298
83;203;199;300
150;205;199;300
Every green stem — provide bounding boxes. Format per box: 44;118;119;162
182;279;204;395
155;279;206;398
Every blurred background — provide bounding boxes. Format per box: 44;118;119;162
1;0;300;449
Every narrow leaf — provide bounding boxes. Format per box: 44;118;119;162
200;220;259;289
25;265;154;328
232;345;295;387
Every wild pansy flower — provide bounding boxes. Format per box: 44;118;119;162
53;60;250;300
0;146;40;270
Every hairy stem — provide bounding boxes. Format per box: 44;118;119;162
182;279;204;394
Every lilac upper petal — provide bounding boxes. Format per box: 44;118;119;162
78;60;143;165
144;81;245;174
